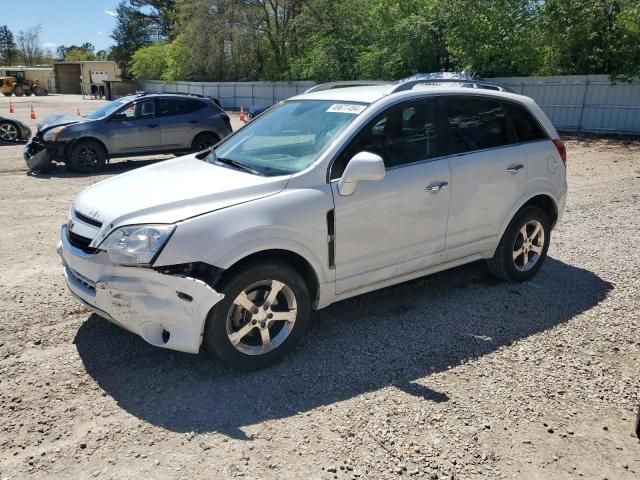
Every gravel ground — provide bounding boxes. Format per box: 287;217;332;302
0;95;639;479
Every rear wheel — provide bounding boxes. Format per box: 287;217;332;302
0;121;19;142
191;132;219;153
487;206;550;282
13;85;24;96
68;140;107;173
203;262;311;369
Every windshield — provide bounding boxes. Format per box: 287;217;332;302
210;100;368;176
85;97;132;119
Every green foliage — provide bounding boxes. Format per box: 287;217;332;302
110;0;156;78
441;0;543;77
0;25;19;66
57;43;97;61
114;0;640;82
129;42;169;79
540;0;640;80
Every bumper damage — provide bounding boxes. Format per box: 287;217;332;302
58;225;224;354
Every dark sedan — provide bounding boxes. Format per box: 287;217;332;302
0;116;31;143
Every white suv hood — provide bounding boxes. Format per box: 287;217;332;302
73;154;290;231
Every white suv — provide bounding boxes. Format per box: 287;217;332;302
58;78;567;369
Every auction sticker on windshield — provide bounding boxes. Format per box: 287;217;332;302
327;104;367;114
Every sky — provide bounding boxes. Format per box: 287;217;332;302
2;0;121;53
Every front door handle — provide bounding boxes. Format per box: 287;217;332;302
425;181;449;193
506;164;525;173
146;124;159;129
188;120;199;124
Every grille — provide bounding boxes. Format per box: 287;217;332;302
73;209;103;228
67;228;98;253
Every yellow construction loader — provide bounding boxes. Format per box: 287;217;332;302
0;71;48;96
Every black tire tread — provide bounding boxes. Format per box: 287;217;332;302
487;206;550;282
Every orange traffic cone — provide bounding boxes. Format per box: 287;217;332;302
76;108;81;116
239;105;246;122
9;101;14;113
30;104;36;120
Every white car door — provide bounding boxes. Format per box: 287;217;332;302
330;98;451;294
441;95;526;260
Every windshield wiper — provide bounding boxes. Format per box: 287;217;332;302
214;157;262;175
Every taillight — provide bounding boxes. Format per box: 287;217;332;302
553;139;567;164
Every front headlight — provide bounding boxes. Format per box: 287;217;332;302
43;126;66;142
99;225;175;266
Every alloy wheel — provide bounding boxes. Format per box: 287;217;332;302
512;219;545;272
0;123;18;142
226;280;297;356
77;147;100;167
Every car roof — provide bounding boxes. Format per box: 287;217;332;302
292;84;530;105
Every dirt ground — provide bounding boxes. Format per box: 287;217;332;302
0;95;639;480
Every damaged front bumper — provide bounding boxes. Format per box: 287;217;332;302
58;225;224;354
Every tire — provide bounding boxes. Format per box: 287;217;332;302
68;140;107;173
203;261;311;369
32;86;45;96
13;85;24;96
2;92;12;97
191;132;219;153
487;206;550;282
0;121;19;142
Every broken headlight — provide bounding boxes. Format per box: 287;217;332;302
99;225;175;266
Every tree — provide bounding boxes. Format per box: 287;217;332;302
0;25;19;66
111;0;156;78
129;41;169;79
440;0;542;77
540;0;640;79
129;0;176;39
17;25;44;65
56;43;97;61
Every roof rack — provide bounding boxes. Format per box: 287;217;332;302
305;81;389;94
388;78;511;94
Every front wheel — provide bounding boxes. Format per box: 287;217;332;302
203;262;311;369
487;206;550;282
68;140;107;173
191;132;219;153
0;121;19;142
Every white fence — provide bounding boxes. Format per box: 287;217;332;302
492;75;640;134
142;75;640;135
141;80;315;110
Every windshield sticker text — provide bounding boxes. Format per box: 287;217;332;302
327;104;366;114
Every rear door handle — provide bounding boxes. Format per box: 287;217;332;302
188;120;199;124
425;181;449;193
506;164;524;173
146;124;159;129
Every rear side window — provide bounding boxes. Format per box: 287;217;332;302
504;103;547;142
158;98;206;116
442;96;510;154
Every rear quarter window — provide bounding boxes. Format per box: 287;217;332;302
504;102;548;142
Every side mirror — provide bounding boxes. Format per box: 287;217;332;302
337;151;385;196
110;113;127;121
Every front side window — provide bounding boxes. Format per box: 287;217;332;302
443;96;510;154
210;100;367;176
332;99;440;178
137;100;156;117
